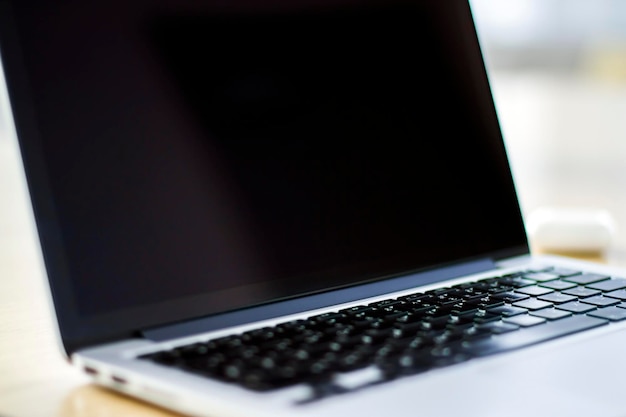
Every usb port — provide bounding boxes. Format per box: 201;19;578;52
84;366;98;376
112;375;127;384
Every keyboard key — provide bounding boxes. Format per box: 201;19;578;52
503;315;546;327
339;305;373;315
604;289;626;300
512;299;553;311
491;292;529;303
464;315;608;357
526;266;553;273
397;292;427;302
579;295;620;307
539;280;577;291
556;301;596;314
537;292;577;304
369;299;403;308
564;273;610;285
487;305;528;317
473;312;501;324
498;277;536;288
588;306;626;322
549;268;581;277
587;279;626;292
530;308;572;321
523;272;560;282
477;297;505;309
477;321;519;334
515;286;554;296
562;287;601;298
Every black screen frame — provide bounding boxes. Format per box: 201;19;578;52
0;0;529;355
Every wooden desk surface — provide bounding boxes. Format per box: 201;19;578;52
2;72;626;417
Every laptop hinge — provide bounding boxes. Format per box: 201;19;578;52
141;257;497;342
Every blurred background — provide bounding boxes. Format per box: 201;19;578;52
471;0;626;264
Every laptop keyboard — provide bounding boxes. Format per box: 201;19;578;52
140;267;625;397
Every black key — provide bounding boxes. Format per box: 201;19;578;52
556;301;596;314
426;304;456;317
472;280;506;293
421;315;451;331
447;314;477;329
399;304;433;318
515;286;554;297
465;315;608;357
275;320;307;336
477;321;519;334
473;312;501;324
539;280;577;291
339;305;374;315
308;312;349;325
537;292;577;304
333;334;365;350
178;343;212;357
239;368;286;391
564;273;609;285
500;271;526;279
588;306;626;321
523;272;560;282
492;292;529;303
369;299;403;309
498;277;536;288
477;297;505;309
462;291;490;302
368;318;394;330
337;351;373;372
394;312;425;324
529;308;572;321
587;279;626;292
397;292;428;302
361;328;393;345
182;352;229;375
451;302;479;315
234;344;262;359
148;349;184;366
549;268;581;277
503;314;546;327
241;328;277;343
210;335;244;349
424;287;451;296
222;359;249;381
562;287;601;298
580;295;620;307
382;311;411;323
487;305;528;317
512;298;553;311
605;289;626;300
462;325;493;340
392;322;424;338
525;266;552;273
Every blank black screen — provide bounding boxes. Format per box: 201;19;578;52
7;0;527;321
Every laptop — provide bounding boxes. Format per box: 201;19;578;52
3;0;626;416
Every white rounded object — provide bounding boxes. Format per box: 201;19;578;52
526;207;616;253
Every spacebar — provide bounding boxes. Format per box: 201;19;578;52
465;315;608;357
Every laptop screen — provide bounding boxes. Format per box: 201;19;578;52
2;0;527;347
